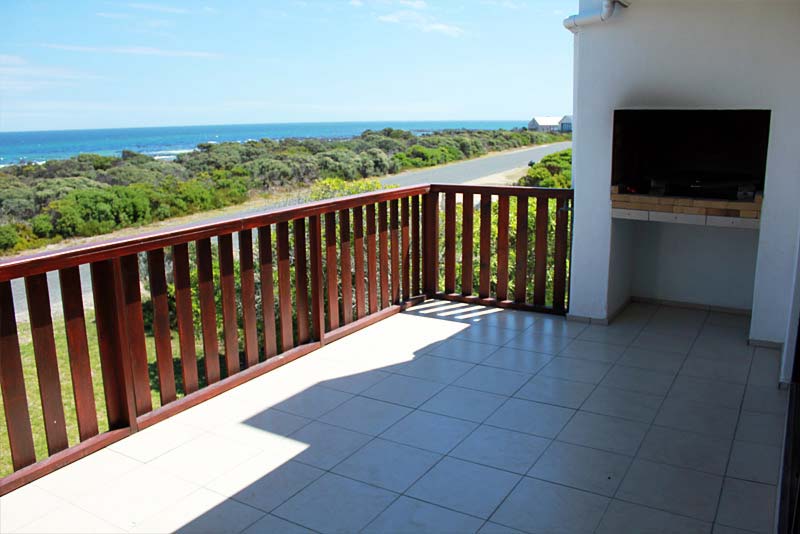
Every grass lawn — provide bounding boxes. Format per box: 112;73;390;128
0;310;191;478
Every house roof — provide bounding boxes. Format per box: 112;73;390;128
531;116;562;126
560;115;573;123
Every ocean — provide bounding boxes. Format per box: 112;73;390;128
0;120;526;164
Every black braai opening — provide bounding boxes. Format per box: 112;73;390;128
611;109;771;201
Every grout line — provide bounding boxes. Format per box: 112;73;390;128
589;305;701;532
709;317;759;530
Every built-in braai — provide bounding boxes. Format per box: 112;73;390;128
611;109;771;201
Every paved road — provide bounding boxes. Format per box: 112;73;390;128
9;141;571;318
381;141;571;187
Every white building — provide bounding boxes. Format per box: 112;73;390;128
527;116;562;132
559;115;572;133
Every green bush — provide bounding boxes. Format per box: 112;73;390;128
0;128;570;253
31;214;54;238
0;224;19;250
518;149;572;188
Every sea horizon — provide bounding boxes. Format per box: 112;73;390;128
0;119;530;164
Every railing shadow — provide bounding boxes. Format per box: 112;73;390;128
171;300;536;533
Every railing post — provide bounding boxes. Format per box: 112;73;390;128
422;191;439;296
90;259;138;433
309;214;325;345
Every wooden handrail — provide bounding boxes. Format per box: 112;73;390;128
430;184;574;198
0;184;432;282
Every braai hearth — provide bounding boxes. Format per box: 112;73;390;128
611;109;770;202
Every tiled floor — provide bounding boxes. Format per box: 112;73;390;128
0;301;787;533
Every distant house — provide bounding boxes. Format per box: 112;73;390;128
559;115;573;132
527;116;562;132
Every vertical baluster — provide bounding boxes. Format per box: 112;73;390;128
378;202;389;308
196;238;220;384
308;215;325;342
59;267;98;441
444;192;456;294
479;194;492;299
276;222;294;351
366;204;378;314
411;195;421;295
325;212;340;331
553;197;569;312
401;197;410;300
119;255;151;415
534;197;549;306
146;249;177;404
514;196;529;304
340;210;353;324
91;260;137;431
390;199;400;304
461;193;474;296
218;234;239;375
239;231;258;367
422;192;439;295
294;219;310;344
258;226;278;359
353;207;366;319
496;195;510;301
0;280;36;469
173;244;199;393
25;274;69;454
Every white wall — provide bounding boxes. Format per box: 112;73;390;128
783;210;800;382
607;218;634;318
569;0;800;348
631;223;759;311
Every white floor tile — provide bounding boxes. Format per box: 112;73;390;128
716;478;776;533
290;421;371;470
582;386;663;423
450;425;550;474
420;385;506;423
596;499;711;534
364;496;484;534
381;410;477;453
130;488;264;534
206;456;324;512
480;347;553;374
332;438;440;492
638;426;731;476
617;459;723;522
558;411;648;456
319;396;411;435
407;457;520;519
514;375;595;409
486;398;574;438
455;365;531;396
559;339;626;363
361;373;445;408
491;477;608;533
273;473;397;533
528;441;631;496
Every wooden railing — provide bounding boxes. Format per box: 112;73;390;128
0;183;572;494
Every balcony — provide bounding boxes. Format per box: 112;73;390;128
0;184;786;533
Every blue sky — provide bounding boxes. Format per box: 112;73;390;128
1;1;575;132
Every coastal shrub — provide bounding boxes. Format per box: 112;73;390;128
75;153;117;171
1;128;570;253
33;176;105;210
246;158;293;187
0;178;36;219
31;214;54;238
0;224;18;250
307;178;387;201
518;149;572;188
